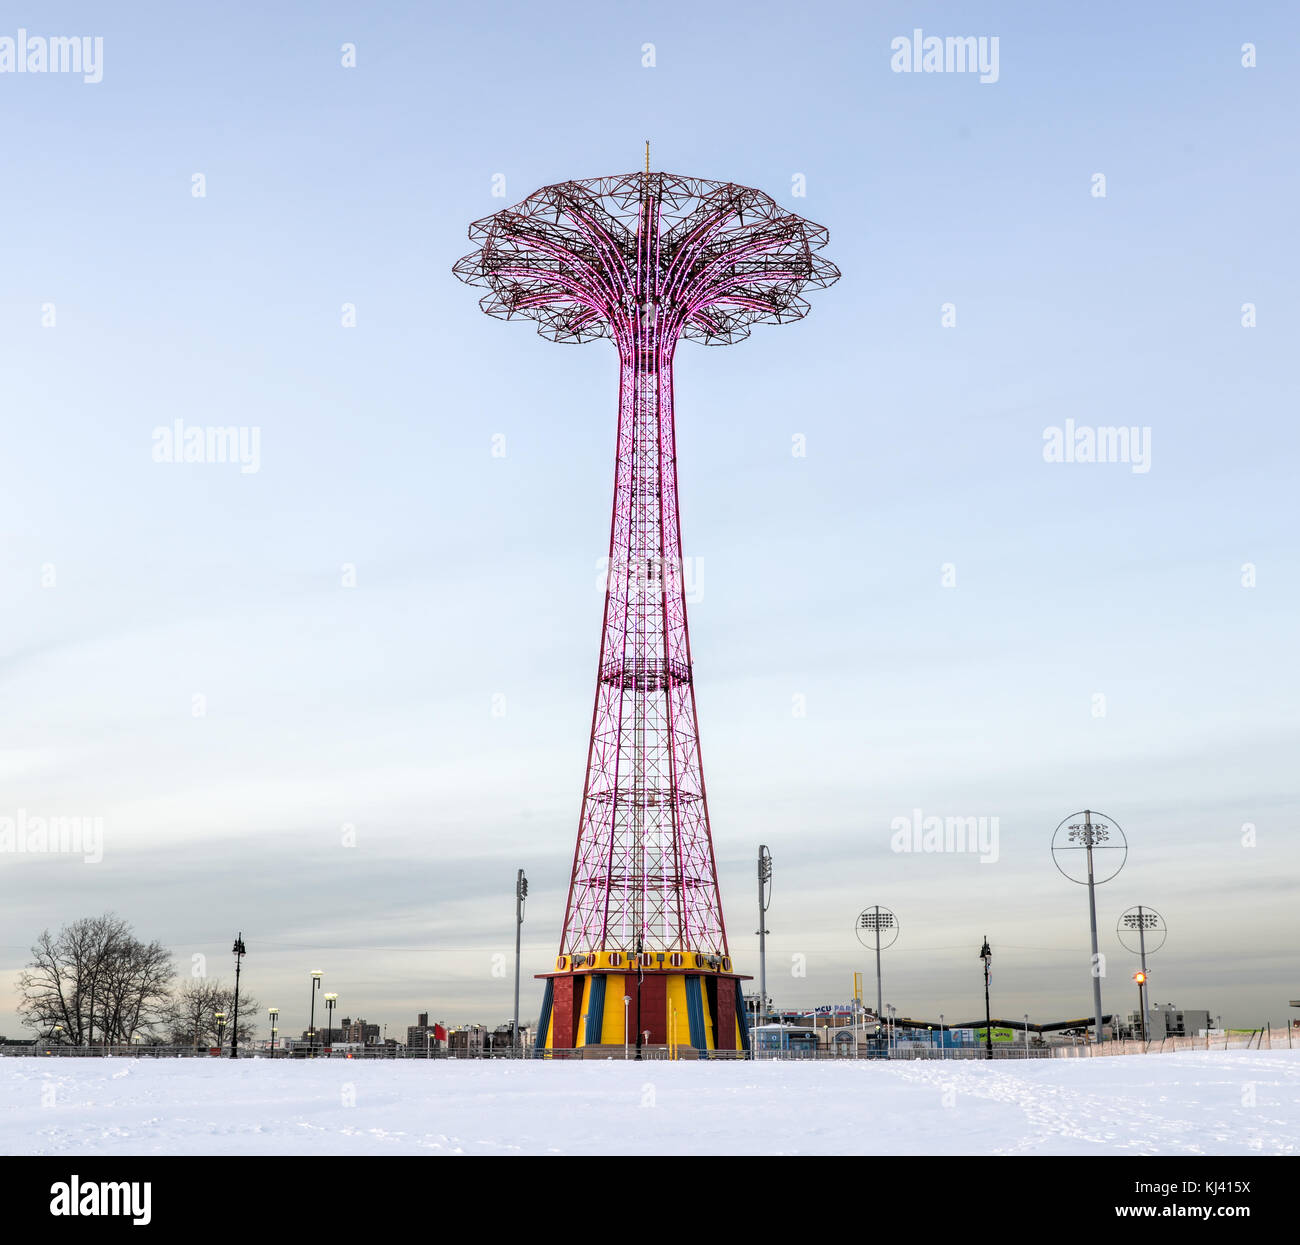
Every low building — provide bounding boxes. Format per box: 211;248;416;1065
298;1027;343;1046
448;1024;487;1055
1132;1004;1214;1039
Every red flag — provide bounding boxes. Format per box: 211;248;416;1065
433;1024;447;1041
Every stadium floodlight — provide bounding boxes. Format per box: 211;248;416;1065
1052;810;1128;1044
1117;905;1165;1043
514;868;528;1058
855;906;899;1029
757;846;773;1029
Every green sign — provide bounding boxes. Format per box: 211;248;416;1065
975;1027;1017;1044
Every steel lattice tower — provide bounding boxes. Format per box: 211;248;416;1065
455;165;838;1053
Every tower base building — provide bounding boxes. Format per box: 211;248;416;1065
537;953;749;1054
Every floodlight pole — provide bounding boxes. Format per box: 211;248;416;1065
514;869;527;1057
1136;904;1149;977
757;846;771;1029
1136;903;1149;1039
873;905;883;1024
1082;813;1106;1043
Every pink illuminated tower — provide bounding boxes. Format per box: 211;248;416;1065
455;163;838;1054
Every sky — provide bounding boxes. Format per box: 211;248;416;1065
1;0;1297;1042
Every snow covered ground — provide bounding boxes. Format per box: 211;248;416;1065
2;1051;1296;1156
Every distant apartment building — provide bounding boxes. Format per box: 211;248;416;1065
406;1012;447;1051
341;1016;380;1045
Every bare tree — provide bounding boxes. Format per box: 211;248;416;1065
18;914;174;1045
168;979;223;1051
97;935;174;1043
168;979;260;1050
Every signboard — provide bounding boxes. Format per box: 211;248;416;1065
974;1027;1017;1044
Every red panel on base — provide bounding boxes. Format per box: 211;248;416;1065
639;976;667;1044
553;975;581;1048
715;978;736;1050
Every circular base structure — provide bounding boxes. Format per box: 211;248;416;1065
535;958;751;1055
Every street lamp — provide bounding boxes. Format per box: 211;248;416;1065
308;970;322;1057
623;995;631;1060
230;933;247;1060
215;1011;227;1054
938;1012;945;1059
1132;972;1148;1041
268;1007;279;1058
634;937;644;1061
324;993;338;1053
979;937;992;1060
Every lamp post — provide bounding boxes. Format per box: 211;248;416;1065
514;868;527;1057
215;1011;227;1054
938;1012;945;1059
757;846;772;1030
308;970;322;1057
623;996;631;1060
268;1007;279;1058
979;937;992;1059
1132;973;1148;1041
634;936;644;1062
230;933;247;1059
324;993;338;1053
1024;1013;1030;1054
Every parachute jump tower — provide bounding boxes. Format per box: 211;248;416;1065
454;156;839;1054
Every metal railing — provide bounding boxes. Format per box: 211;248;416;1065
0;1044;526;1059
7;1031;1288;1060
